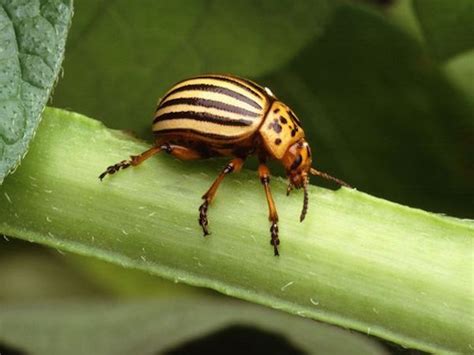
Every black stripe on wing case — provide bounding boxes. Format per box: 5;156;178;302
161;84;263;110
192;75;266;100
153;111;254;126
152;128;244;140
158;97;260;117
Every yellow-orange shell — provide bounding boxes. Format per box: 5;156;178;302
152;74;305;160
259;101;305;159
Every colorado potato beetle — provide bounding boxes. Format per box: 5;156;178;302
99;74;350;255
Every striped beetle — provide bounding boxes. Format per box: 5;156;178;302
99;74;350;255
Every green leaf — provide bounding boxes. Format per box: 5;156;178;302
1;107;472;353
384;0;424;42
413;0;474;61
52;0;338;134
0;0;73;183
411;0;474;139
444;50;474;108
0;298;388;355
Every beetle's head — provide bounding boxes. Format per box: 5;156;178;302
282;138;312;190
282;138;352;222
281;138;311;222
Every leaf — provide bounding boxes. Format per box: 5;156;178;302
413;0;474;61
0;0;73;183
444;50;474;108
413;1;474;109
0;107;472;353
0;298;388;355
51;0;339;134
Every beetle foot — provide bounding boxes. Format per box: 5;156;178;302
199;200;210;236
99;160;131;180
270;222;280;256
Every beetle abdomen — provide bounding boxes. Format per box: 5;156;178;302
153;75;271;143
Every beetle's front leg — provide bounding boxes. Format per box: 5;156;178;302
199;157;245;236
258;163;280;256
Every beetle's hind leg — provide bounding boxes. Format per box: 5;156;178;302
258;162;280;256
99;143;205;180
99;146;163;180
199;158;245;236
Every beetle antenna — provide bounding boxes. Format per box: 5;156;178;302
300;179;309;222
310;168;352;188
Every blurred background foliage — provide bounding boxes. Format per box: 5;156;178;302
2;0;473;353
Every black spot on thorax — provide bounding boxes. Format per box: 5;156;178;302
288;110;301;127
267;119;282;133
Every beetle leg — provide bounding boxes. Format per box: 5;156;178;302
258;163;280;256
99;142;207;181
161;143;205;160
99;145;163;180
199;157;245;236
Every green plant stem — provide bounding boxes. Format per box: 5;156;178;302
1;108;473;353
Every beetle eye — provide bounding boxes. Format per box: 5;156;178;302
290;154;303;170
